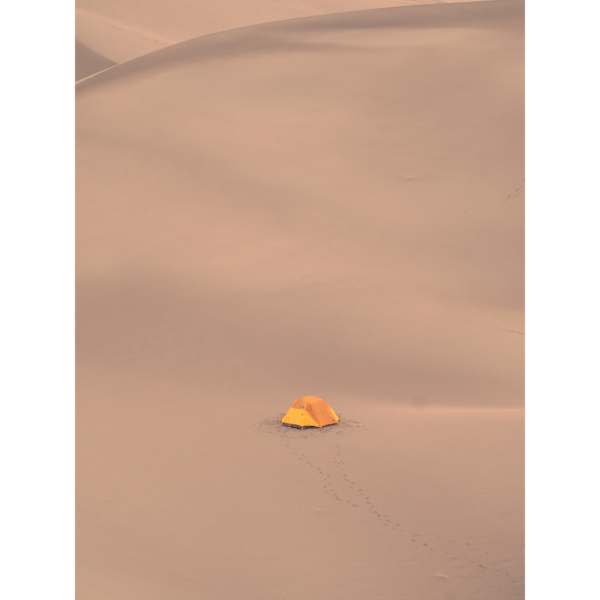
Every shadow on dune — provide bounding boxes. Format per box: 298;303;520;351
76;40;116;81
77;270;521;406
77;0;522;92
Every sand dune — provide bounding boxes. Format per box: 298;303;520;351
76;7;180;68
76;0;491;72
77;0;524;597
75;40;116;81
77;0;524;407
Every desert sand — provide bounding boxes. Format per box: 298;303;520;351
76;40;116;82
75;0;491;79
76;0;524;598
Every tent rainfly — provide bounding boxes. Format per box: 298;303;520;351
281;396;339;429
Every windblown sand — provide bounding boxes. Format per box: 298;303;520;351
75;0;491;78
76;0;524;598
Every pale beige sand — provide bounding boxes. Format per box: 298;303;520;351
76;40;116;81
76;0;492;66
78;380;523;599
77;0;524;597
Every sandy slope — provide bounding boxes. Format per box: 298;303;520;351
76;40;116;81
77;0;524;597
76;0;491;68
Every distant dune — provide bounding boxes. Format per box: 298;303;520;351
77;1;524;598
75;40;116;81
76;0;491;77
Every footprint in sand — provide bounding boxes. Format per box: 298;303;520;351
287;434;481;566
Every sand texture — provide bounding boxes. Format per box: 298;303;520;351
76;40;116;81
75;0;491;77
77;0;524;597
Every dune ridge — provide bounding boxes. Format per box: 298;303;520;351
76;0;492;78
75;40;116;81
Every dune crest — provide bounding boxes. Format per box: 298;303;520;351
75;40;116;81
76;0;492;77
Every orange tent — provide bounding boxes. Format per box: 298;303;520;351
281;396;339;429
